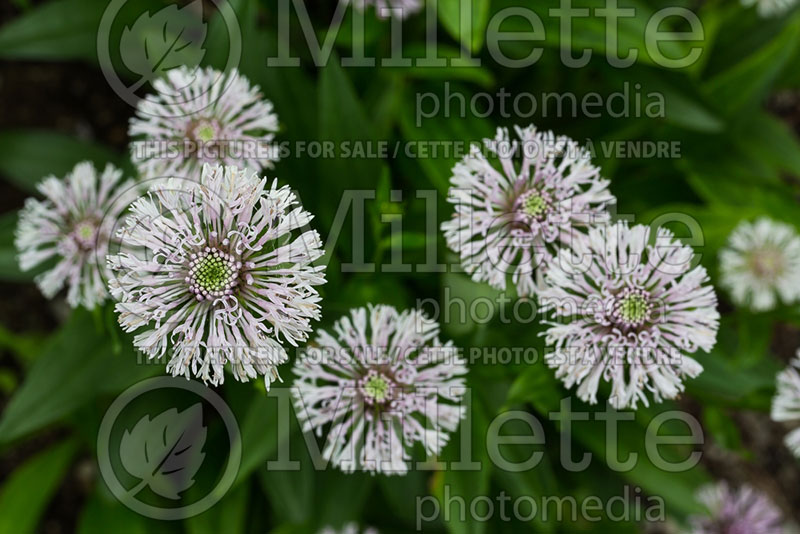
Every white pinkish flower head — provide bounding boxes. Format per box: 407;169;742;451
538;221;719;409
318;523;379;534
292;304;468;475
108;164;325;388
690;482;784;534
344;0;423;18
441;124;615;297
771;353;800;457
15;161;135;309
719;218;800;312
130;66;279;180
741;0;797;16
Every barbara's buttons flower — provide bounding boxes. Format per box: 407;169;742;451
441;124;615;297
318;524;378;534
771;352;800;457
343;0;422;18
539;221;719;409
720;218;800;312
16;161;134;309
741;0;797;17
292;305;467;475
130;66;279;180
689;482;784;534
108;164;325;388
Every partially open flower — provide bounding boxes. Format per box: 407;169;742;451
318;523;379;534
720;218;800;312
741;0;797;17
344;0;423;18
130;66;279;180
108;164;325;388
441;124;614;297
15;161;134;309
293;304;467;475
539;221;719;409
772;353;800;457
690;482;784;534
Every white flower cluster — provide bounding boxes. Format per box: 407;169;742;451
442;124;720;409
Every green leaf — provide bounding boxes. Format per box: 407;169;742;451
204;0;256;70
435;394;491;534
437;0;491;53
317;53;387;248
734;111;800;178
0;308;159;445
77;488;150;534
378;471;430;528
230;389;279;486
564;402;709;517
703;14;800;116
0;130;120;193
257;418;313;525
314;471;374;529
184;482;248;534
505;363;564;415
318;53;382;192
702;406;743;452
439;272;506;337
399;93;493;193
659;84;724;133
488;410;558;533
488;0;691;68
0;439;77;534
0;0;105;61
392;44;495;88
687;316;782;410
0;322;44;364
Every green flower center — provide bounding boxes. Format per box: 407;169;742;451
524;194;547;217
518;189;551;220
613;289;652;328
192;120;218;143
619;294;648;323
72;220;97;249
363;374;390;403
748;247;785;280
197;258;231;290
188;248;239;300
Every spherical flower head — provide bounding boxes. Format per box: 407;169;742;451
292;305;468;475
719;218;800;312
345;0;423;18
741;0;797;17
15;161;134;309
539;221;720;409
771;352;800;457
108;164;326;388
318;523;379;534
690;482;784;534
441;124;615;297
130;66;279;180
